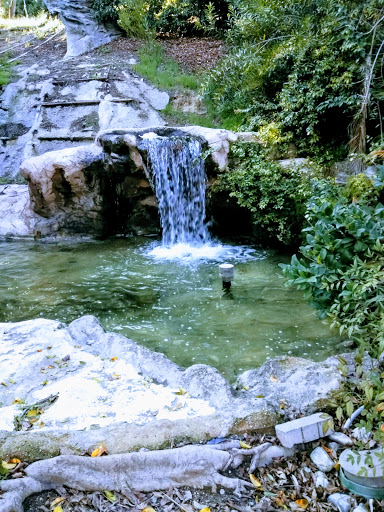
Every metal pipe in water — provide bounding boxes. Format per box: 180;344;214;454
219;263;234;289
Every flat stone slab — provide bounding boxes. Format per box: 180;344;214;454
275;412;334;448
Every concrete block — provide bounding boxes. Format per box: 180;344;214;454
275;412;334;448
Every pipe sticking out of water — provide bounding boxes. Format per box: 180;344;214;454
219;263;234;289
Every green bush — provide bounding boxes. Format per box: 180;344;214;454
90;0;121;23
117;0;154;38
0;55;13;88
203;0;384;164
1;0;46;17
281;177;384;351
219;142;316;246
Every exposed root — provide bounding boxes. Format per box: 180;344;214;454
0;444;259;512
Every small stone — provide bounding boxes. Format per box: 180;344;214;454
351;427;371;442
220;489;225;495
314;470;329;488
310;446;335;472
327;493;351;512
328;432;353;446
328;442;341;452
352;506;367;512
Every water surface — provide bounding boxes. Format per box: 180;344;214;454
0;238;341;380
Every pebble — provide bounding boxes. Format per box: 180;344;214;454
314;470;329;488
328;432;353;446
328;442;341;452
310;446;335;472
327;493;351;512
352;506;367;512
219;489;225;495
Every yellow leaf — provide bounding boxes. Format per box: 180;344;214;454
199;509;211;512
91;445;107;457
174;387;187;395
8;459;20;464
51;497;65;507
270;375;278;383
37;349;42;352
53;507;63;512
12;399;22;404
249;474;262;488
112;373;120;380
1;461;17;470
322;418;334;434
381;423;384;432
295;499;308;510
104;491;116;503
142;508;157;512
42;380;49;386
39;421;45;428
377;402;384;412
243;385;249;391
334;461;340;470
256;394;264;398
26;410;38;417
240;441;251;449
110;357;118;361
1;382;8;387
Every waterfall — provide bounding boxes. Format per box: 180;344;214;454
141;134;209;246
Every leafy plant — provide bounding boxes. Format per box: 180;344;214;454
203;0;384;164
219;142;317;246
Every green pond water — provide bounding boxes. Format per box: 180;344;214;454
0;237;342;380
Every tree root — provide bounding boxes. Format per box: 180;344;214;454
0;444;274;512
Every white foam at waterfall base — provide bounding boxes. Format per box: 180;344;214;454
147;242;263;263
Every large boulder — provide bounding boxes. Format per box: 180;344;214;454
16;126;257;238
43;0;121;57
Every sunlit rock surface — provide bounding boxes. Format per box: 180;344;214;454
0;315;344;460
43;0;121;57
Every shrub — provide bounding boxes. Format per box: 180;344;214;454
281;177;384;352
219;142;316;246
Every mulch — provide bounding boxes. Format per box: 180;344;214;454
105;36;226;72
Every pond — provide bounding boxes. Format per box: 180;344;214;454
0;237;342;380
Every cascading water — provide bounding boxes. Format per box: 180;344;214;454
140;133;209;246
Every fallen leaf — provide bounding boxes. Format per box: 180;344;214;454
91;445;107;457
112;373;120;380
174;387;187;395
53;507;63;512
250;474;262;488
1;461;17;470
51;497;65;507
39;421;45;428
8;459;20;464
322;445;333;455
199;509;211;512
8;378;16;384
37;349;42;352
256;394;264;398
295;499;308;510
240;441;251;449
334;461;340;470
381;423;384;432
26;410;38;417
1;382;8;387
12;399;22;404
243;385;250;391
48;365;54;369
110;357;118;361
104;491;116;503
142;508;156;512
270;375;278;383
93;378;100;383
42;380;49;386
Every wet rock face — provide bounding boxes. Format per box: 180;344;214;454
43;0;121;57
